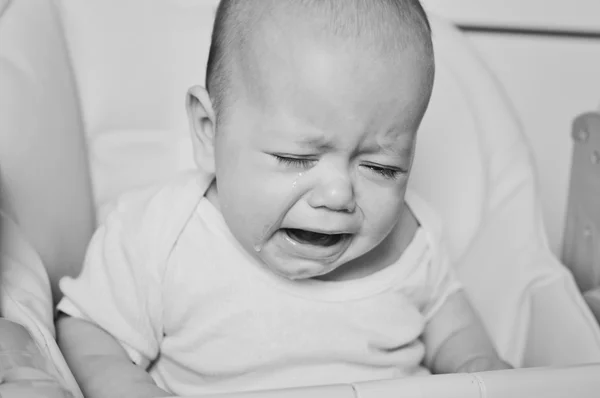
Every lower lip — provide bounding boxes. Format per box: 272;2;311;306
275;230;351;262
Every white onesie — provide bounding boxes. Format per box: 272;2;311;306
58;174;461;396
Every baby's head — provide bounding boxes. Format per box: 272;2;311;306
187;0;434;280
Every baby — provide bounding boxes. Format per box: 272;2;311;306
57;1;510;397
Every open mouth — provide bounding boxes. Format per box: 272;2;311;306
284;228;350;247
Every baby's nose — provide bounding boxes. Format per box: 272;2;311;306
307;174;356;213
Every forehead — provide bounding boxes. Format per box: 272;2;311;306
231;3;432;97
236;37;431;140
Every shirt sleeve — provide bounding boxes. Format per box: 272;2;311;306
422;236;463;322
57;191;165;369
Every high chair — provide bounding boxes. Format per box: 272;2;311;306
1;0;600;397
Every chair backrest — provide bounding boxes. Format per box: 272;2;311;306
0;0;95;304
56;0;217;219
419;18;600;366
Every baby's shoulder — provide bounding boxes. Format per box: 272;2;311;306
103;173;207;222
98;173;211;250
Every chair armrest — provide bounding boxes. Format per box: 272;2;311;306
168;365;600;398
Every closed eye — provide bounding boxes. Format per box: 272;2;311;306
363;164;403;180
273;154;315;169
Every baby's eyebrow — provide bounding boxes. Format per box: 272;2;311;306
375;131;415;158
379;145;413;158
359;140;413;158
293;136;335;151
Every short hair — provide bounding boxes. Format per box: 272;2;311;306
206;0;433;122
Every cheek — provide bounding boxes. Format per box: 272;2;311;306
216;149;277;204
214;145;289;238
214;133;255;194
358;185;405;234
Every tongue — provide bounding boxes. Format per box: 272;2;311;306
287;229;341;247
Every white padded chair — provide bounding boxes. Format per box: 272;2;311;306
1;1;599;397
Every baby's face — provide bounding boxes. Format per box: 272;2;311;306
211;32;433;280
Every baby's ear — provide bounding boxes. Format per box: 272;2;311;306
186;85;216;174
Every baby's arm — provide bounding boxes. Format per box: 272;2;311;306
422;290;512;373
57;314;169;398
